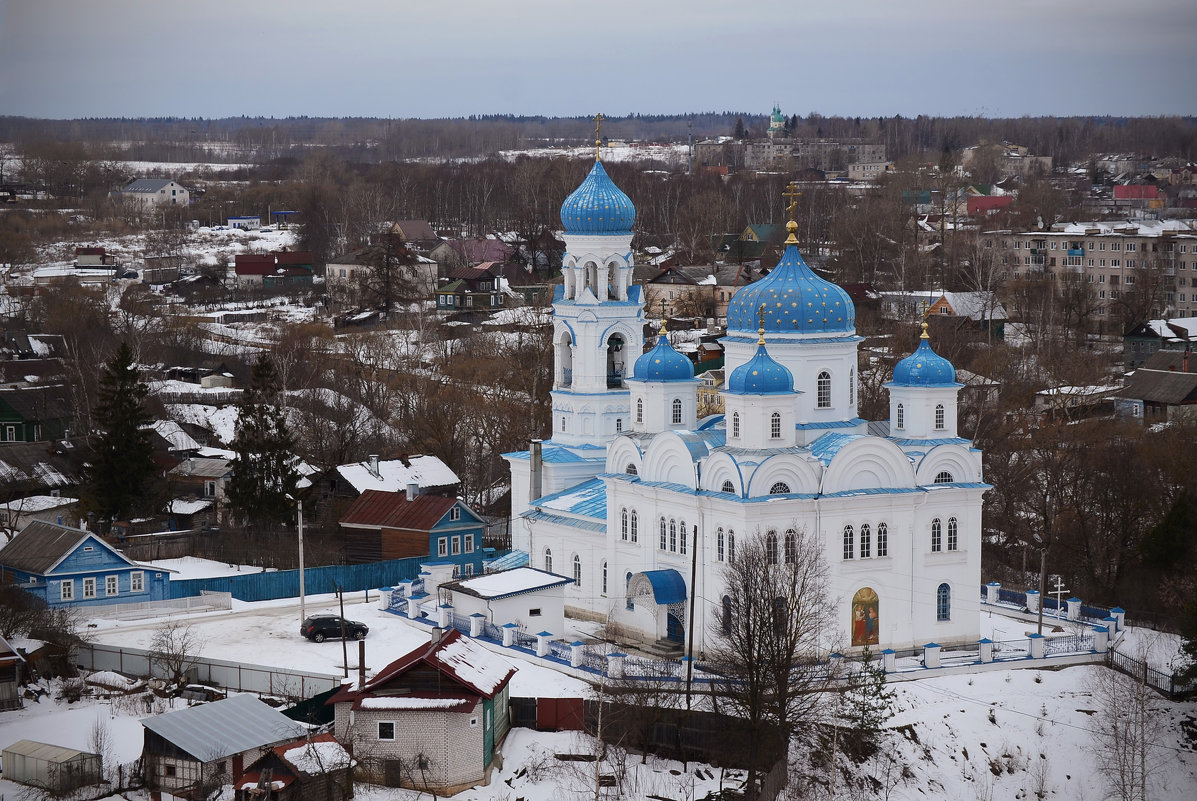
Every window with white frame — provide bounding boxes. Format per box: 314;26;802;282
130;571;144;592
630;511;638;542
721;480;735;494
451;537;461;555
669;519;678;552
784;529;796;563
849;368;854;405
769;482;790;495
464;536;474;553
877;523;888;557
106;575;118;596
572;555;581;587
450;506;461;521
727;531;735;563
947;517;959;551
935;403;945;430
934;471;954;484
544;548;552;572
717;528;725;561
437;537;448;557
659;517;667;550
83;578;96;599
860;524;871;558
766;530;778;564
732;412;740;438
679;520;687;555
636;398;643;423
937;583;951;621
672;398;683;425
843;525;854;559
60;580;74;601
770;411;781;438
621;509;629;540
931;519;942;552
896;403;905;430
817;371;831;408
601;561;607;595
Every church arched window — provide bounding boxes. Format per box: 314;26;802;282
721;480;735;494
769;482;791;495
672;398;683;425
770;411;781;438
773;596;788;635
947;517;958;551
572;554;582;587
636;398;643;423
849;367;855;406
621;508;628;540
679;520;687;555
843;525;855;560
560;416;566;431
544;548;553;573
669;519;678;552
817;371;832;408
626;572;634;610
934;471;953;484
615;418;622;433
732;412;740;438
721;595;732;634
659;517;667;550
727;531;736;563
626;463;638;476
766;530;779;564
931;518;942;552
935;403;945;430
717;528;725;561
937;583;951;621
601;561;607;595
630;511;639;542
896;403;905;430
860;524;871;558
877;522;889;557
784;529;797;564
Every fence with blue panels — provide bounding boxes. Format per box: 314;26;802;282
170;557;427;602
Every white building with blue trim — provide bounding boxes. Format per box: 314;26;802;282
504;157;987;655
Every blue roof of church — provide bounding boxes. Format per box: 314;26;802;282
533;477;607;518
642;569;687;604
891;336;958;387
726;343;793;395
726;241;854;335
560;161;635;235
809;432;865;465
630;334;695;381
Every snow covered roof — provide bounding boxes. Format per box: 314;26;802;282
279;735;353;775
446;566;572;600
168;498;213;515
336;455;459;494
146;420;201;452
0;495;77;514
358;696;475;711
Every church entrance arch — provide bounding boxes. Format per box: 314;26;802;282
666;613;684;643
851;587;879;647
628;569;688;643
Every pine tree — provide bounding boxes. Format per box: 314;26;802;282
842;647;897;742
227;354;298;530
733;116;747;140
86;342;157;525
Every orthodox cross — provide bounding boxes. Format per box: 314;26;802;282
782;181;801;222
595;112;604;161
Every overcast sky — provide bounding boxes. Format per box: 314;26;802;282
1;0;1194;120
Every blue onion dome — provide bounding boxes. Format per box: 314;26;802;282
631;330;694;381
560;161;636;234
892;324;957;386
727;335;794;395
726;221;855;334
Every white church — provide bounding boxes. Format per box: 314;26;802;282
504;156;987;656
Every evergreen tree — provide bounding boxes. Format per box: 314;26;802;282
86;342;156;525
841;647;897;742
733;116;747;140
227;354;298;529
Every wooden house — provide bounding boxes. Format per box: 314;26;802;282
338;489;485;575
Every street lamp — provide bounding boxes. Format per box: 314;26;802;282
288;494;306;627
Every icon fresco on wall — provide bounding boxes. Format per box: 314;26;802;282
852;586;879;647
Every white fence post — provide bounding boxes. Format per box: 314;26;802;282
1066;597;1082;621
985;582;1000;605
378;587;393;610
1093;626;1109;653
1110;607;1126;631
501;623;518;647
437;603;453;629
1029;633;1046;659
536;631;552;658
923;643;942;669
470;613;486;638
979;638;994;663
1025;589;1040;614
607;652;626;679
570;641;585;668
881;648;896;673
407;592;426;620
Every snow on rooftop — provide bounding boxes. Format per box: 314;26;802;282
1;495;77;513
282;739;353;773
435;636;516;696
168;498;213;515
358;696;473;711
337;455;459;494
453;567;570;598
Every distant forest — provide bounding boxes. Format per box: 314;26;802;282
1;113;1194;165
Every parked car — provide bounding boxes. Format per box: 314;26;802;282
301;615;368;642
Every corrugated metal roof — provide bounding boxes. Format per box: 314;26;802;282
642;569;687;604
140;695;307;762
485;550;529;571
340;490;459;531
0;521;131;576
534;478;607;518
2;739;95;763
808;433;864;466
124;178;175;193
522;509;606;533
889;437;971;447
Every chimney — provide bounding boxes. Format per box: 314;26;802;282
367;454;380;479
430;627;443;646
406;481;419;501
358;640;366;688
530;439;543;502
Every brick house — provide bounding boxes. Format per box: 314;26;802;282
327;627;516;795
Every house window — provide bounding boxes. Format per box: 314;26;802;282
529;608;542;617
165;765;177;777
784;529;796;564
544;548;552;573
630;511;638;542
130;571;144;592
931;519;942;552
727;531;735;563
731;412;740;438
60;580;74;601
937;583;951;621
717;528;725;561
896;403;905;430
934;404;945;430
464;536;474;553
4;425;15;441
451;537;461;555
843;525;854;560
378;722;395;740
450;507;461;521
621;509;629;540
771;412;781;438
766;531;778;564
659;517;667;550
817;371;831;408
470;716;479;727
934;471;954;484
573;554;582;587
877;523;888;557
947;517;959;551
437;538;448;557
860;524;871;558
83;578;96;599
464;563;474;576
672;398;683;425
106;575;118;596
205;481;216;497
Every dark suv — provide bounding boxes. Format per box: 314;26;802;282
301;615;368;642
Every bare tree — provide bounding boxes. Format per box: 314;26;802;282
148;621;204;692
1090;654;1169;801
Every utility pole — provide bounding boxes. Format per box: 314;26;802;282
1037;548;1046;636
297;499;305;627
685;523;699;710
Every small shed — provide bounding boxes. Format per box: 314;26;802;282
441;567;572;635
1;739;101;793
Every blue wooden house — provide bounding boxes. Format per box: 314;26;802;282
339;489;486;575
0;520;170;608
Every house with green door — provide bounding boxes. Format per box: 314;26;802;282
327;627;516;795
0;385;71;442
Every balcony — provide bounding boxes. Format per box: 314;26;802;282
1067;249;1084;257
